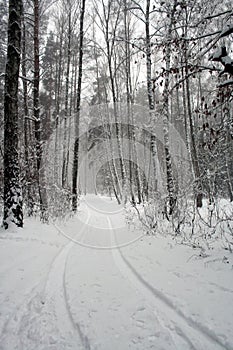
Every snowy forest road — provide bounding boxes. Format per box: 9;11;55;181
0;195;232;350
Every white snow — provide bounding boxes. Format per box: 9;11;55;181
221;55;233;65
211;47;223;60
220;24;233;38
0;195;232;350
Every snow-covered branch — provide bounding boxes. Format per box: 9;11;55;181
210;46;233;78
19;75;33;83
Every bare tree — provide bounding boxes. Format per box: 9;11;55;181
72;0;86;212
3;0;23;228
34;0;48;221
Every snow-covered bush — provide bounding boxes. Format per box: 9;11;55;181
130;196;233;251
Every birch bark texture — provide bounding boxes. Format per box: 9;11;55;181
162;0;177;215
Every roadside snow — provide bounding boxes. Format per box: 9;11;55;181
0;195;232;350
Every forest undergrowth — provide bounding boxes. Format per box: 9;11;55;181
125;196;233;252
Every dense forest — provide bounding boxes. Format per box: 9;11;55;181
0;0;232;242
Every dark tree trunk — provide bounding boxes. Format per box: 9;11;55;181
34;0;48;221
22;11;34;216
62;7;72;188
34;0;40;172
54;22;64;185
183;6;203;208
72;0;86;212
124;1;134;203
3;0;23;229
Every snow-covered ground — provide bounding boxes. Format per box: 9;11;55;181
0;195;232;350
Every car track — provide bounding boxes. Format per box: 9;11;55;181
108;216;231;350
0;214;91;350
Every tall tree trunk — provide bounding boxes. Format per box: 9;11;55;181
106;113;122;202
62;7;72;188
162;0;177;215
183;6;203;208
181;67;189;149
105;1;127;202
92;17;121;202
54;26;64;185
185;64;203;207
124;0;135;204
103;128;121;204
3;0;23;229
22;12;33;216
145;0;158;195
34;0;48;221
224;102;233;202
65;50;77;187
72;0;86;212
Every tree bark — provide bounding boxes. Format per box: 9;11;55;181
54;23;64;185
34;0;48;221
72;0;86;212
145;0;159;196
162;0;177;215
22;11;34;216
124;1;135;204
62;6;72;188
3;0;23;228
105;1;127;202
183;6;203;208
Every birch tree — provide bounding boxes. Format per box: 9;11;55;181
161;0;178;215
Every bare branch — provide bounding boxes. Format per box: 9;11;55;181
205;9;233;20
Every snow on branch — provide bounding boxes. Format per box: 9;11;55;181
205;9;233;20
218;79;233;87
219;24;233;38
19;75;33;83
209;46;233;78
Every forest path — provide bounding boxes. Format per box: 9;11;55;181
0;195;232;350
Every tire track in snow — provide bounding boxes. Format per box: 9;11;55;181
36;212;92;350
0;246;64;346
107;217;195;350
0;214;91;350
108;217;232;350
0;276;47;350
62;244;92;350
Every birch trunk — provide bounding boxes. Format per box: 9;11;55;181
145;0;159;195
162;0;177;215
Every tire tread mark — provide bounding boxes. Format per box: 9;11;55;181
108;217;232;350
